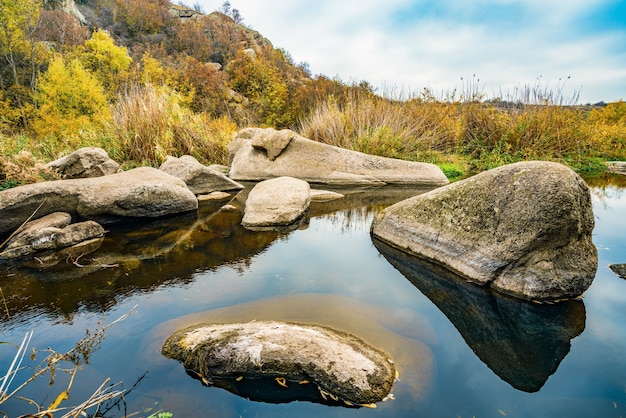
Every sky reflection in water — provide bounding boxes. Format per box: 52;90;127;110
0;181;625;417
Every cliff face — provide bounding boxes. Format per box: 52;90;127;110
43;0;87;24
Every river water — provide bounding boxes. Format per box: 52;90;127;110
0;175;625;417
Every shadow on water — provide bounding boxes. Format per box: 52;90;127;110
0;185;431;323
372;238;587;393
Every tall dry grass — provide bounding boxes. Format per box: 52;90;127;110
110;84;237;166
298;89;626;176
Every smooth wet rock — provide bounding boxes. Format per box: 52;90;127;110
0;167;198;234
162;321;396;405
228;127;449;186
45;147;121;178
310;189;344;202
371;161;597;301
159;155;243;194
241;176;310;228
0;212;105;259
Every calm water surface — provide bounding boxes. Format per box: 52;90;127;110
1;177;626;417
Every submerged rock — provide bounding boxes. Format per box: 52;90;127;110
228;127;449;186
241;176;310;228
0;167;198;235
159;155;244;194
46;147;121;178
371;161;597;301
162;321;396;405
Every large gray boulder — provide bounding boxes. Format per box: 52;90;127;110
241;176;310;228
162;321;396;406
159;155;244;195
371;161;597;301
0;167;198;235
0;212;105;260
228;128;449;186
45;147;121;178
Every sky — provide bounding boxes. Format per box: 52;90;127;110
195;0;626;104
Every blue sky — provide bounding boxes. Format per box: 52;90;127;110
196;1;626;104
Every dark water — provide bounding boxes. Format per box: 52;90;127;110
1;177;625;417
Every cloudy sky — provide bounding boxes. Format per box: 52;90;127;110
196;0;626;104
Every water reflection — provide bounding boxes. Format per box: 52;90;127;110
372;238;586;392
0;186;431;323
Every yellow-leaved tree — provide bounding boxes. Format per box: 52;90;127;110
74;29;132;99
33;55;111;141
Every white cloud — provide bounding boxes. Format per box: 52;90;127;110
197;0;626;103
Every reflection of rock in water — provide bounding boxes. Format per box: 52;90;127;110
373;238;586;393
609;264;626;279
152;293;433;404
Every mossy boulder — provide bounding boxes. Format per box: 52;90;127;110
371;161;597;301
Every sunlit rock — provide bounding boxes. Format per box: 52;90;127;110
241;176;310;228
45;147;121;179
372;161;597;301
0;167;198;234
162;321;396;405
228;127;449;186
159;155;243;194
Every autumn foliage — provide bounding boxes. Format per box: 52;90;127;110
0;0;624;184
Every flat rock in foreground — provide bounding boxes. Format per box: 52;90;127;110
228;127;449;186
0;167;198;235
371;161;597;301
161;321;395;405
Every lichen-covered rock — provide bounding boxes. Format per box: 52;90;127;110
228;128;449;186
609;264;626;279
0;167;198;234
371;161;597;301
45;147;121;178
241;176;310;228
162;321;396;405
159;155;243;194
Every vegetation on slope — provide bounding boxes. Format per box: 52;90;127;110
0;0;625;189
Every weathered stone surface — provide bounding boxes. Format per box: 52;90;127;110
45;147;121;178
0;167;198;234
606;161;626;175
228;128;449;186
159;155;243;194
0;212;105;259
241;176;310;228
371;161;597;301
609;264;626;279
162;321;396;405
